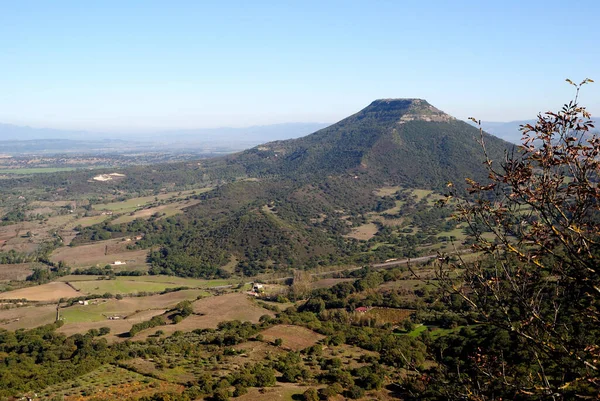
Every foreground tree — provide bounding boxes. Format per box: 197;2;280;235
422;79;599;400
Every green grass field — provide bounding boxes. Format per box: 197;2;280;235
404;324;428;337
93;188;212;212
60;301;118;322
62;275;234;295
111;275;232;287
64;214;112;230
59;289;211;323
111;204;183;224
70;279;179;295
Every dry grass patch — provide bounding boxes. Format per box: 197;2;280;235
365;307;414;324
134;292;275;340
311;278;355;289
111;199;200;225
322;343;379;369
344;222;378;241
50;239;149;268
0;281;80;301
0;263;36;281
230;341;285;364
374;186;401;197
56;289;209;339
0;304;57;330
371;215;405;227
57;310;167;341
93;189;209;213
235;383;309;401
64;214;111;229
260;324;325;351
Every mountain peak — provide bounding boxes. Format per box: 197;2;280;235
361;98;455;123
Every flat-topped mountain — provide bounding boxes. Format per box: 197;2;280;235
229;98;511;190
360;98;455;123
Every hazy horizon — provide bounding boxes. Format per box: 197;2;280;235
2;1;599;133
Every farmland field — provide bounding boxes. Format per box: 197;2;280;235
56;289;210;340
0;281;80;301
50;239;149;268
0;288;209;335
111;199;201;224
0;304;57;330
59;300;169;323
68;278;184;295
0;263;37;281
92;188;212;213
133;292;275;339
59;275;232;295
59;274;232;287
63;214;111;229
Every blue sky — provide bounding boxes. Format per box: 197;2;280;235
1;0;598;132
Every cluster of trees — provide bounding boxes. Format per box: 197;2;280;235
129;301;195;337
0;322;116;397
129;315;167;337
415;81;600;399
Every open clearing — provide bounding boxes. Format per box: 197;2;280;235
63;214;111;230
68;278;184;295
366;307;414;324
344;222;379;240
50;239;149;268
0;263;36;281
236;383;308;401
0;288;208;335
60;288;209;324
59;274;231;287
111;199;201;224
0;215;74;253
260;324;325;351
59;275;233;295
57;309;168;340
134;293;276;339
0;304;57;330
56;289;209;340
374;186;401;197
93;188;211;213
0;281;80;301
230;341;286;364
311;278;355;289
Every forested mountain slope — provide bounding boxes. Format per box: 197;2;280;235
67;99;513;277
229;98;511;189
